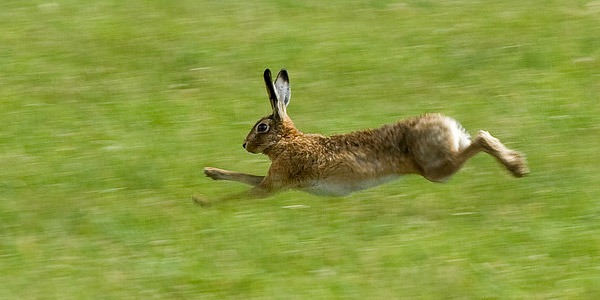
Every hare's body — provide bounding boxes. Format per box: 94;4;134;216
255;115;468;196
203;69;528;200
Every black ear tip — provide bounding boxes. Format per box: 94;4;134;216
263;68;272;81
279;69;289;80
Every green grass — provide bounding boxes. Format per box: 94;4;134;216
1;0;599;298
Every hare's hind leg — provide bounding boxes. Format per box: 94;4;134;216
411;115;528;182
421;130;528;181
204;167;264;186
468;130;529;177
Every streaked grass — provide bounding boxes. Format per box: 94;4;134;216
1;0;599;298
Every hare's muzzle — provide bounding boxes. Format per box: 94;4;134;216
242;142;247;149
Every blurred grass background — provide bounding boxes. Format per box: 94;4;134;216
1;0;599;298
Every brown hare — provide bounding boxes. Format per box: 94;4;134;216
203;68;528;200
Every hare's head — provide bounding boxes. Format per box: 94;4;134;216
243;69;294;154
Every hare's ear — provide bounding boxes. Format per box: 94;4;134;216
263;68;290;119
274;69;290;108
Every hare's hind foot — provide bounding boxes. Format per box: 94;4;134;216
504;150;529;177
475;131;529;177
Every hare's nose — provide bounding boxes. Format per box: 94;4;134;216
242;142;247;149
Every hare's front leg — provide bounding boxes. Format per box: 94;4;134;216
196;168;273;207
203;167;264;186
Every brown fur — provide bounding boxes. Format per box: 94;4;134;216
202;69;528;201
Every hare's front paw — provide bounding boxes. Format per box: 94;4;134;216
204;167;229;180
192;194;211;207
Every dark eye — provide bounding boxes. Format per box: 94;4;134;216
257;123;269;133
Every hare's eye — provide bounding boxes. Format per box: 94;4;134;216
257;123;269;133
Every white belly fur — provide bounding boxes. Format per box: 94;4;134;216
302;175;400;196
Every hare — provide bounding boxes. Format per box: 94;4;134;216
203;68;528;199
